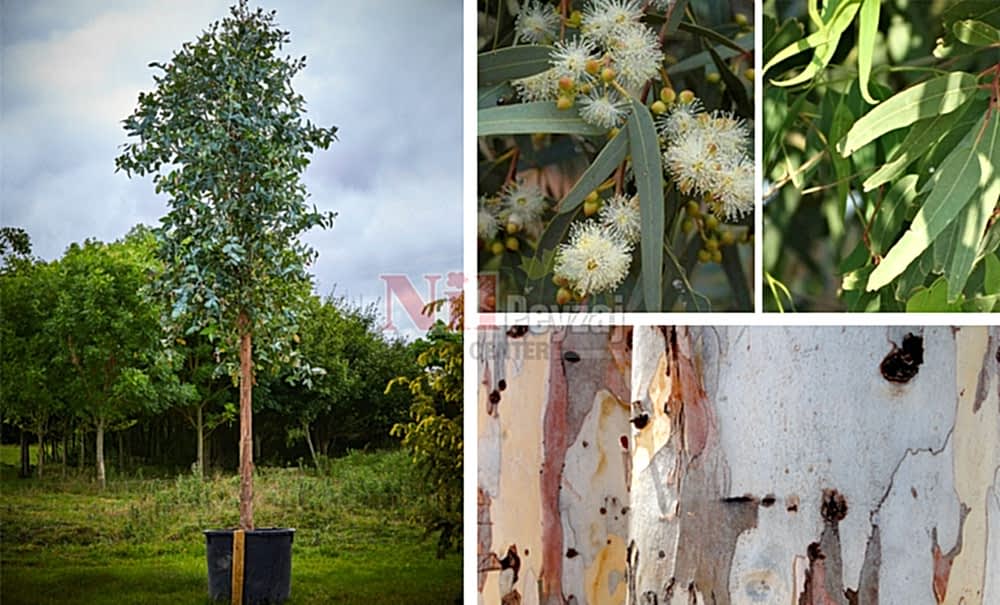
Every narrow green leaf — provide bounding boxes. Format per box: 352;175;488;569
708;45;751;119
663;0;691;35
984;253;1000;294
478;102;605;137
941;173;998;301
678;22;747;55
478;46;552;85
478;83;514;109
763;19;805;65
667;35;750;75
558;128;629;214
720;245;751;311
953;19;1000;46
862;98;978;191
869;175;919;255
627;99;664;311
766;0;861;86
856;0;881;104
867;128;991;291
839;72;979;157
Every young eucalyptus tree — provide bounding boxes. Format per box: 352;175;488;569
116;1;336;529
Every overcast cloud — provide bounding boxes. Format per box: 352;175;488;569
0;0;463;335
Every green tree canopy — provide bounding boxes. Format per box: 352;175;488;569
389;297;463;556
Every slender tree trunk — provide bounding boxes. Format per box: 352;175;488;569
61;433;67;479
78;429;85;472
95;418;106;489
303;420;319;470
19;429;30;478
35;430;44;478
196;404;205;479
238;312;255;530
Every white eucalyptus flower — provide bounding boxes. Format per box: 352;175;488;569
554;221;632;296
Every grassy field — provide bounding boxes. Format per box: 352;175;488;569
0;446;461;604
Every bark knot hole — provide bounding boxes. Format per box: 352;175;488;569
820;488;848;523
880;332;924;383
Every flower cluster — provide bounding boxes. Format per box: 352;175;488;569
511;0;662;129
478;180;550;254
659;99;753;221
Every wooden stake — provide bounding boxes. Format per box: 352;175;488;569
231;529;245;605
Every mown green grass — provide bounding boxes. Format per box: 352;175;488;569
0;447;461;604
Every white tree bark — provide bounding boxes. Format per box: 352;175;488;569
477;326;1000;605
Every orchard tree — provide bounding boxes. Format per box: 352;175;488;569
269;294;417;466
51;238;163;489
390;296;464;556
116;1;337;529
0;255;60;478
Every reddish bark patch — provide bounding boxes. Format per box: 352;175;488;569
931;503;971;603
478;488;500;592
605;326;632;401
800;543;841;605
667;327;713;456
539;336;569;603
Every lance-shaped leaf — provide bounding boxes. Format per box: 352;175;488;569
627;99;664;311
838;71;976;157
856;0;881;104
708;45;751;119
558;128;629;214
953;19;1000;46
764;0;861;86
862;98;979;191
839;72;979;156
938;173;1000;301
478;83;514;109
867;112;998;291
869;175;919;255
663;0;691;35
478;46;552;85
479;102;605;136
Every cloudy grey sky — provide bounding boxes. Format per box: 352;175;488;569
1;0;463;335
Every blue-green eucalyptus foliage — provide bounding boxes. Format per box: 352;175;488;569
116;0;337;373
763;0;1000;311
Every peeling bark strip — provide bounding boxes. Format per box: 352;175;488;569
479;488;500;591
666;327;712;456
973;332;996;413
845;524;880;605
801;489;851;605
931;503;970;603
628;327;756;605
540;334;569;604
482;326;996;604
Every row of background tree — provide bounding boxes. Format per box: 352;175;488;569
0;225;421;483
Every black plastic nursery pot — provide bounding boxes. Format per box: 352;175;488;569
205;528;295;604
